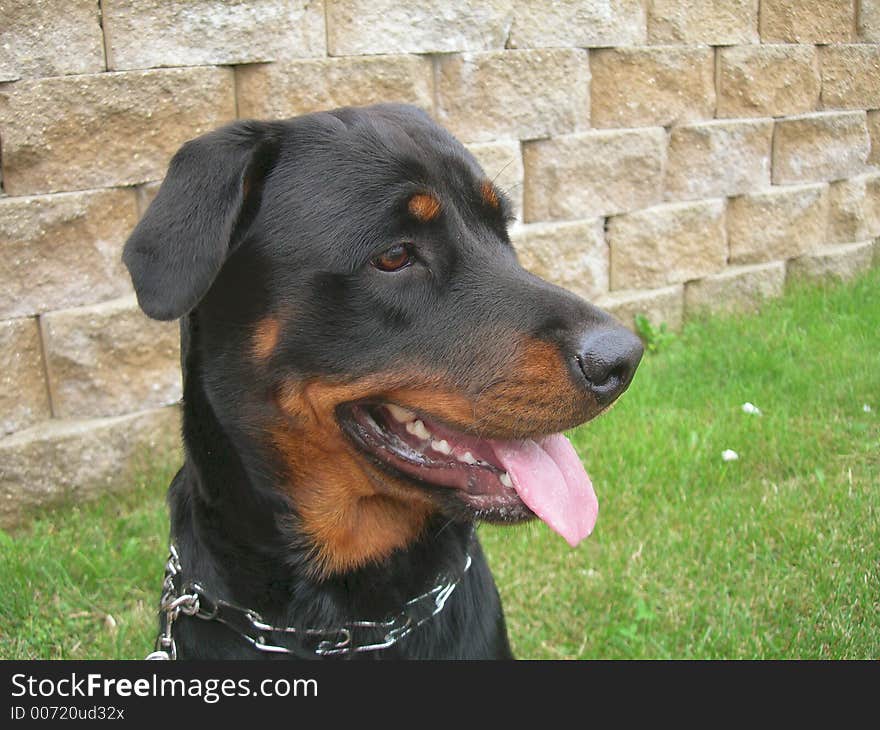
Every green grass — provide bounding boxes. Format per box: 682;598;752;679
2;268;878;659
0;464;177;660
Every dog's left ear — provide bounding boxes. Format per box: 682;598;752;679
123;120;280;321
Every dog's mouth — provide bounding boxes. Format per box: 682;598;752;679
337;401;598;547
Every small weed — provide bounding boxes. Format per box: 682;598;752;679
633;313;676;353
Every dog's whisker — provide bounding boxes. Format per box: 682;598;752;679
490;157;516;184
434;518;456;538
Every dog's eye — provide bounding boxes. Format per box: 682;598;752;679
372;244;412;272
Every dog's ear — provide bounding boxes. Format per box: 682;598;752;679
123;120;280;321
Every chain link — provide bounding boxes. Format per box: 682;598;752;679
145;544;472;659
145;545;193;660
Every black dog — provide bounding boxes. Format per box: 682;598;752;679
124;104;643;660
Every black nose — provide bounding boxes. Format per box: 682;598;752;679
575;327;644;407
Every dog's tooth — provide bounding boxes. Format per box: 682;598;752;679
413;420;432;440
458;451;476;465
387;404;416;423
500;472;513;488
431;439;452;455
405;419;432;441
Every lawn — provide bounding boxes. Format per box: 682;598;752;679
1;266;878;659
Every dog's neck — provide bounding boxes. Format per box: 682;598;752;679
169;315;474;625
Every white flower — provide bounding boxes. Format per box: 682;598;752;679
741;402;762;415
722;449;739;462
864;404;872;413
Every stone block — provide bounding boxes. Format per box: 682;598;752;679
826;174;880;244
0;406;181;528
102;0;327;69
759;0;854;43
869;111;880;166
0;68;236;195
787;241;875;283
523;128;667;221
727;183;828;264
647;0;758;44
860;0;880;41
665;119;773;201
0;317;51;435
821;45;880;110
772;112;870;185
717;45;820;118
590;46;715;128
509;219;608;301
42;296;182;420
507;0;646;47
436;49;590;143
684;262;786;316
0;0;104;80
608;199;727;290
236;56;433;120
598;284;684;332
0;189;137;318
326;0;511;55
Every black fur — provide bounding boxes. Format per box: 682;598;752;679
124;104;641;660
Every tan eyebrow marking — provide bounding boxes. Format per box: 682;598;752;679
481;179;500;209
407;193;442;222
252;316;281;361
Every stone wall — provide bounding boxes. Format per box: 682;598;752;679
1;0;879;525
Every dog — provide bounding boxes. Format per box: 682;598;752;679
123;103;643;660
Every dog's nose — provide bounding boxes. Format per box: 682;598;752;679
574;327;644;407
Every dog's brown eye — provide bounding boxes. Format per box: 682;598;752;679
372;244;412;272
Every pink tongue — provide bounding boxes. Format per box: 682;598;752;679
489;434;598;547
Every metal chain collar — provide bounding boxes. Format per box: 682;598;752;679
146;543;472;660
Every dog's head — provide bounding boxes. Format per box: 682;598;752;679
124;104;642;576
